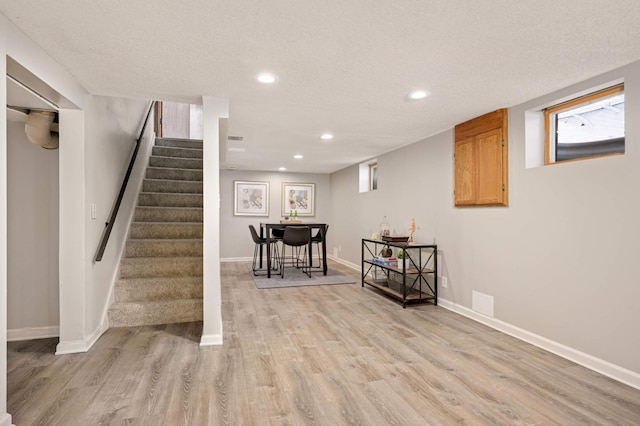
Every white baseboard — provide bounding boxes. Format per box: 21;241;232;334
0;412;12;426
55;339;89;355
7;326;59;342
200;333;223;346
221;256;252;262
55;319;109;355
438;298;640;390
326;255;360;271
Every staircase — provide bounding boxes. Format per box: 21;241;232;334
108;137;204;327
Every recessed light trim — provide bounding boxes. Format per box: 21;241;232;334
406;89;430;100
256;73;278;84
279;167;287;171
294;154;303;159
320;133;334;140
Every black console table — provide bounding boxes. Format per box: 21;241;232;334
361;238;437;308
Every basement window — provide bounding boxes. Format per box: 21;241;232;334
545;84;624;164
369;162;378;191
359;159;378;193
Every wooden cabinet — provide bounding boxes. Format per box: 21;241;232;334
454;109;508;206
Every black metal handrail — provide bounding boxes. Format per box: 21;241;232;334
94;101;155;262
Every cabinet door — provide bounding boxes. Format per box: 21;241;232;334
454;137;476;206
476;129;504;205
454;108;508;207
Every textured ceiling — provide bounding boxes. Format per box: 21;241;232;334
2;1;640;173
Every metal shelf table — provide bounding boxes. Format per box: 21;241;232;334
361;238;437;308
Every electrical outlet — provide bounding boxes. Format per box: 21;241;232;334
442;276;448;288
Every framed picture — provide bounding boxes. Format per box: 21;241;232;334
234;181;269;216
282;182;315;217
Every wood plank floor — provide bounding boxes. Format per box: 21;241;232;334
8;260;640;425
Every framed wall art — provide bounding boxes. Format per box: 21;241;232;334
234;181;270;216
282;182;315;217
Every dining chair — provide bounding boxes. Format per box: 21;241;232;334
279;226;311;278
249;224;279;276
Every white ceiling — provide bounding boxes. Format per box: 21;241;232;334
2;1;640;173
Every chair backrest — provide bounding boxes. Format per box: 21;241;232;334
248;224;264;245
283;226;310;247
271;228;285;239
312;224;329;241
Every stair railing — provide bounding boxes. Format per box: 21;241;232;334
94;101;155;262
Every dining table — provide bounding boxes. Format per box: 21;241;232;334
259;222;328;278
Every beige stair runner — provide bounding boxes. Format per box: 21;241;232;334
108;137;203;327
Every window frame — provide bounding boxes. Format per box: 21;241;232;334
369;162;378;191
544;84;624;165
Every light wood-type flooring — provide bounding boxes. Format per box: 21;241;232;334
8;260;640;425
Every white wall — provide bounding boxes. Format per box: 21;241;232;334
329;60;640;387
55;98;152;355
0;24;10;426
220;170;332;259
1;13;88;426
7;121;59;340
83;96;152;341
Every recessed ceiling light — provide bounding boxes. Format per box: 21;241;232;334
320;133;334;140
256;73;278;84
294;154;303;159
279;167;287;171
406;90;430;100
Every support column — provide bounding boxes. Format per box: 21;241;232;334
200;97;228;346
56;109;87;354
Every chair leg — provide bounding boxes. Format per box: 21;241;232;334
297;244;311;278
280;244;286;278
252;244;258;275
252;243;270;276
271;242;280;270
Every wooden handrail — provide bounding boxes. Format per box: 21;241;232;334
94;101;155;262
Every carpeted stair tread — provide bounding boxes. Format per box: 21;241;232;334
114;276;203;303
109;299;203;327
149;155;202;170
134;206;203;223
125;238;203;258
120;256;203;279
142;178;203;194
138;192;203;208
129;222;203;239
152;145;203;159
146;167;203;182
155;138;203;150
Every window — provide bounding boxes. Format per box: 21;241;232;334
359;159;378;193
369;162;378;191
545;85;624;164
